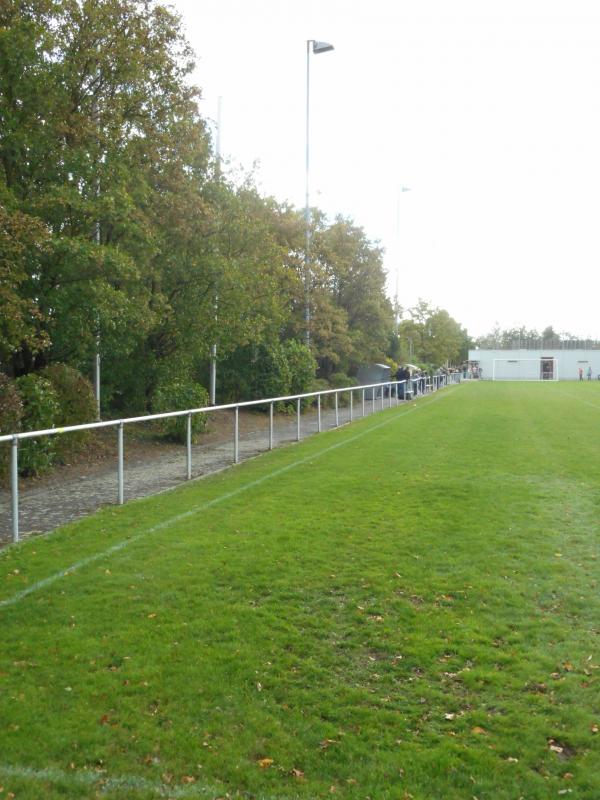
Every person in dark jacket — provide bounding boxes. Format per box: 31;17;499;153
395;366;410;399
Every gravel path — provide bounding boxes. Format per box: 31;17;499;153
0;396;400;544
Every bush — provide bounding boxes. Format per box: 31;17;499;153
309;377;333;409
40;364;96;460
0;374;23;483
215;340;316;411
15;374;60;476
285;340;317;394
218;343;291;405
152;379;209;443
284;340;317;410
328;372;359;407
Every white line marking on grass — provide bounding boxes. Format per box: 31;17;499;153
0;762;304;800
0;763;221;798
0;391;452;609
556;390;600;412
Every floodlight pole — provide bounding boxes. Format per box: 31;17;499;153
210;96;223;406
395;186;411;335
305;39;334;347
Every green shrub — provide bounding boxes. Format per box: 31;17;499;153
285;340;317;395
152;379;209;443
328;372;359;407
285;340;317;410
0;374;23;483
218;343;291;405
15;374;60;476
217;340;316;412
309;377;333;409
40;364;96;460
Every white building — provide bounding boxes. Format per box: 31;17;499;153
468;349;600;381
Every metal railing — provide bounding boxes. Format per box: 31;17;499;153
1;373;459;543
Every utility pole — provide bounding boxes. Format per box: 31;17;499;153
209;97;222;406
304;39;334;346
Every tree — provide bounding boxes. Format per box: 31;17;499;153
0;0;211;404
0;0;467;419
0;204;50;369
398;300;469;367
310;215;393;376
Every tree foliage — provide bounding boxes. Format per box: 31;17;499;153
397;300;470;367
0;0;468;432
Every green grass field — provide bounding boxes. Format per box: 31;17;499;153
1;381;600;799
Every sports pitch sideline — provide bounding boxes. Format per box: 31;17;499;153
0;381;599;799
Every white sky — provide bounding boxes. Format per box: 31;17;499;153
169;0;600;339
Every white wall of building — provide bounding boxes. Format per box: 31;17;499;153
468;349;600;381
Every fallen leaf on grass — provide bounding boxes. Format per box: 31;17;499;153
181;776;196;784
320;738;339;749
592;724;599;734
290;768;304;779
471;727;487;735
257;758;273;768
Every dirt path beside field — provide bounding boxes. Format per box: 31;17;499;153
0;397;392;544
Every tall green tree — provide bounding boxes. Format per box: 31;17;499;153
0;0;209;387
310;215;393;376
398;300;469;367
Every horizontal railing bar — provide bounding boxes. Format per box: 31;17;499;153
0;380;414;443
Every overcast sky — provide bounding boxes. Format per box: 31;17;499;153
169;0;600;339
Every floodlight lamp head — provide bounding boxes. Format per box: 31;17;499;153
312;40;334;54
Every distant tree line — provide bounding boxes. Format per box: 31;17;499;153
473;325;600;351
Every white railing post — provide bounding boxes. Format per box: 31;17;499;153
234;406;239;463
350;390;353;421
317;394;321;432
269;403;274;450
335;391;339;426
117;422;124;505
381;386;384;411
296;397;301;441
362;388;365;416
186;413;192;479
11;437;19;543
